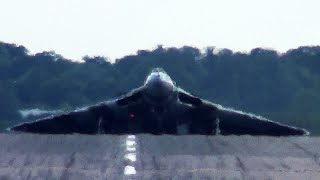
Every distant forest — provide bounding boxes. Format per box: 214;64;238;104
1;42;319;135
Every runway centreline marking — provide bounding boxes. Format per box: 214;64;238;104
124;135;137;176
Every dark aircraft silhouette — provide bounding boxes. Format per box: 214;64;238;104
10;68;309;136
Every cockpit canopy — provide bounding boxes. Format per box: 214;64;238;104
144;68;175;104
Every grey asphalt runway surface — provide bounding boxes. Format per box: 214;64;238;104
0;134;319;179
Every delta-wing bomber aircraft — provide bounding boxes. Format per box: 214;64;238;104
10;68;309;136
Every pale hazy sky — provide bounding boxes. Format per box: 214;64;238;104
1;0;319;61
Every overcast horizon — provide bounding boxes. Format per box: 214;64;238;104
1;0;320;62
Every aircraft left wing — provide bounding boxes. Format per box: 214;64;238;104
178;91;309;136
216;107;309;136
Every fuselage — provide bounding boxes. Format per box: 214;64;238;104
109;69;192;134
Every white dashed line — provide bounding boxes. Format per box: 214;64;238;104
124;135;137;176
124;165;137;175
125;153;137;162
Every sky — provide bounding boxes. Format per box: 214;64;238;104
1;0;320;61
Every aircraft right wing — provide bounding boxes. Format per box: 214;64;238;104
9;103;115;134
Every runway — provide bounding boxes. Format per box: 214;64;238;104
0;134;319;179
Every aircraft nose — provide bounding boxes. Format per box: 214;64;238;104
145;73;174;101
149;74;164;86
146;75;169;91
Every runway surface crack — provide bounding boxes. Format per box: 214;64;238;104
287;139;320;168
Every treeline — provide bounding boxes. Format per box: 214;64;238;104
1;42;320;135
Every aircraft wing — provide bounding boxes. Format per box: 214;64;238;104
11;87;309;136
10;103;115;134
178;91;309;136
216;107;309;136
9;87;145;134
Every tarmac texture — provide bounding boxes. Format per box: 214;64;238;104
0;134;319;180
